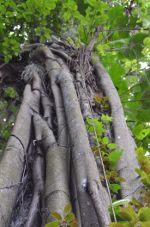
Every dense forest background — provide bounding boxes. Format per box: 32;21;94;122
0;0;150;227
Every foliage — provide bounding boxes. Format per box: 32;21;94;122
0;0;150;225
0;0;149;135
86;104;150;225
135;147;150;195
109;146;150;226
110;205;150;227
4;86;18;99
86;114;123;195
45;204;77;227
0;86;19;154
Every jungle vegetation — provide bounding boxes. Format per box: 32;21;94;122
0;0;150;226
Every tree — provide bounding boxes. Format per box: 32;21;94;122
0;1;150;227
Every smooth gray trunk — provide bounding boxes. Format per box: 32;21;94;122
93;58;142;199
31;46;110;226
0;82;40;226
0;42;141;227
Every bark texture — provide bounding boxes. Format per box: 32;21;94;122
93;58;142;199
0;40;142;227
0;82;39;226
30;45;110;226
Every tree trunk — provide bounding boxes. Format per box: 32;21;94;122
93;58;142;200
0;40;141;227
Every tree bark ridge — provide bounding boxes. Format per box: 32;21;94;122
93;57;142;200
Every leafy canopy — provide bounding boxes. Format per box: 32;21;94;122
0;0;150;149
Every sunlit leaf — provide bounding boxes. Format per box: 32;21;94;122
101;114;112;123
108;150;123;167
110;184;121;193
64;203;72;215
45;221;60;227
51;211;62;221
138;207;150;221
136;129;150;140
102;137;109;145
119;205;137;223
107;143;117;150
109;223;129;227
65;213;75;223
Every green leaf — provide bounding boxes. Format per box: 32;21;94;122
138;207;150;221
110;184;121;193
102;137;109;145
108;150;123;166
4;87;18;99
119;205;137;223
101;114;112;123
51;212;62;221
143;37;150;48
135;168;150;186
109;223;129;227
133;124;145;136
45;221;60;227
86;117;104;136
138;221;150;227
136;128;150;140
64;203;72;215
107;143;117;150
94;120;104;136
127;33;148;59
0;100;7;111
65;213;75;224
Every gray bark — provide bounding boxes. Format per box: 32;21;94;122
0;41;141;227
93;58;142;200
31;45;110;226
58;64;110;226
45;145;70;219
0;80;40;227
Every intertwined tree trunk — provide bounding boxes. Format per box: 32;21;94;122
0;40;141;227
